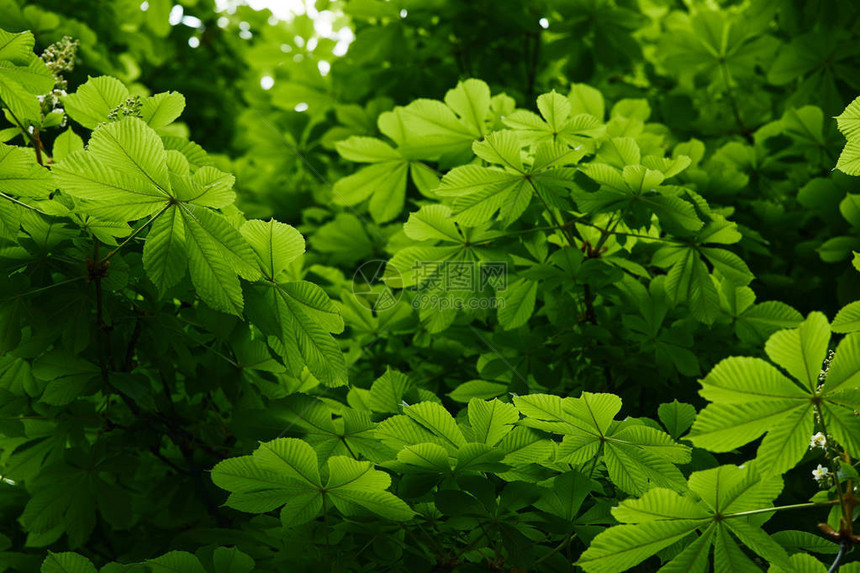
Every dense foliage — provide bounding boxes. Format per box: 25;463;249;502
1;0;860;571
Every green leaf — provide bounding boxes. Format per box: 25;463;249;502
768;553;827;573
832;301;860;333
534;470;592;521
0;59;54;123
403;204;461;242
442;78;490;138
764;311;829;391
472;130;524;172
658;400;697;439
402;402;466;451
645;194;703;233
211;547;255;573
569;83;604;119
141;91;185;130
659;525;714;573
612;488;710;522
325;456;414;520
51;129;83;163
448;380;507;402
241;219;305;280
255;438;321;486
52;151;168;221
736;301;803;343
87;117;170;192
210;455;310;513
518;393;689;494
497;278;537;330
41;552;97;573
834;139;860;175
578;520;703;573
146;551;206;573
179;205;255;315
467;398;518;446
596;137;640;168
367;368;413;413
246;279;346;385
836;95;860;140
336;136;402;162
142;206;186;293
279;492;323;528
0;30;35;65
581;464;787;572
61;76;129;129
660;247;721;324
690;313;860;473
332;160;408;223
0;142;52;198
436;165;530;226
537;91;572;135
396;442;451;473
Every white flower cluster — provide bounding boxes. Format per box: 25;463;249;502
809;432;827;449
38;36;78;126
812;464;830;485
40;36;79;91
818;348;835;386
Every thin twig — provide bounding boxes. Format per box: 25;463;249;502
828;540;851;573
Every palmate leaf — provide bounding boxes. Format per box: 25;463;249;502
437;130;588;227
63;76;187;131
377;400;514;477
689;312;860;473
577;161;703;235
331;157;409;223
504;90;603;146
241;219;346;385
435;163;531;227
578;464;789;573
653;219;751;325
330;147;430;222
395;79;490;159
211;438;413;525
515;392;690;495
54;117;268;317
717;281;803;343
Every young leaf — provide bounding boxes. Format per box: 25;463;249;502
578;465;789;573
690;313;860;473
61;76;129;129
